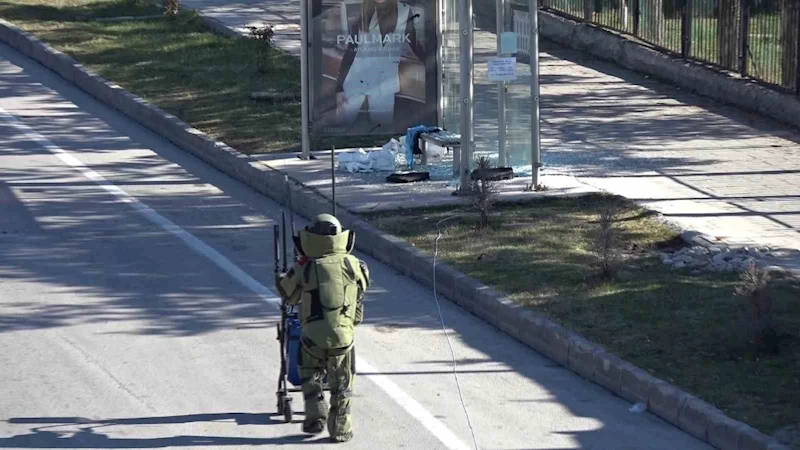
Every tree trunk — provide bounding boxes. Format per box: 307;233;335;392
717;0;740;69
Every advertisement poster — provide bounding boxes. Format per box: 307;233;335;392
312;0;438;136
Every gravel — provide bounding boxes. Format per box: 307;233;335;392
659;245;770;272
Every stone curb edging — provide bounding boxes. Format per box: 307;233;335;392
200;15;246;39
0;18;789;450
538;10;800;133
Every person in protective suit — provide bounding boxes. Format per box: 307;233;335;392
276;214;370;443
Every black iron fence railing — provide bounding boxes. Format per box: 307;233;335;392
508;0;800;94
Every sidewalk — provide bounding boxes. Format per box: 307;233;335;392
187;0;301;54
182;0;800;267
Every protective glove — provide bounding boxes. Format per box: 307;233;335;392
358;260;370;290
274;272;285;292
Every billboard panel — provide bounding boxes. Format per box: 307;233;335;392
312;0;438;136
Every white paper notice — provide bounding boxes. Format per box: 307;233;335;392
488;57;517;82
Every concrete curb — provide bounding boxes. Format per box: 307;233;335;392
200;15;246;39
538;10;800;132
0;17;789;450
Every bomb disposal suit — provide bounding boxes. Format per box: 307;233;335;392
276;214;369;443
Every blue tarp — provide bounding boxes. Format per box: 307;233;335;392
404;125;440;169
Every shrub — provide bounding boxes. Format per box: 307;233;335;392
590;203;622;278
734;262;779;356
469;156;498;230
248;25;274;73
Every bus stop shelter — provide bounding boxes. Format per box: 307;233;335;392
297;0;542;189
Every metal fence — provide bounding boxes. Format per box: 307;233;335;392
514;0;800;94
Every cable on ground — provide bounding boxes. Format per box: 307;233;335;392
432;214;479;450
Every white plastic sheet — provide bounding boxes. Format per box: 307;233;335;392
425;143;446;160
336;139;404;173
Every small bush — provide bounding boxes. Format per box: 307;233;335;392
249;25;274;73
469;156;498;230
590;203;622;278
734;262;779;356
164;0;179;18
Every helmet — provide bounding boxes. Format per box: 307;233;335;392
295;213;354;257
307;213;342;236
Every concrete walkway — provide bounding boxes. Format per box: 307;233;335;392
182;0;800;267
185;0;301;54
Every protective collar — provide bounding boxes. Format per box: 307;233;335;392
293;228;355;258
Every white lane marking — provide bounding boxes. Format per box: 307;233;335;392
0;106;471;450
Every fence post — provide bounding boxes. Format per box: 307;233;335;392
781;0;800;91
633;0;640;36
718;0;739;69
681;0;692;58
738;0;750;76
795;0;800;94
584;0;592;22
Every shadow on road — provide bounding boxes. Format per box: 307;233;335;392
0;413;324;448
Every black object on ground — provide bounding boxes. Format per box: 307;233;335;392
250;90;300;103
386;172;431;183
471;167;514;181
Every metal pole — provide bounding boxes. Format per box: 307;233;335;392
497;0;507;167
273;224;280;274
795;0;800;95
739;0;750;76
682;0;693;59
285;175;296;260
331;145;336;216
300;0;311;160
529;0;541;188
459;0;474;192
281;211;287;272
437;0;445;128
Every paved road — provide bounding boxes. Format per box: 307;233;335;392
0;43;715;449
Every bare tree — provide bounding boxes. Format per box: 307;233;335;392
469;156;499;230
164;0;180;17
734;261;777;355
590;203;622;278
249;25;275;73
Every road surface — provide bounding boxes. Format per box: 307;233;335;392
0;42;714;450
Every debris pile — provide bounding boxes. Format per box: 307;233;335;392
659;246;774;272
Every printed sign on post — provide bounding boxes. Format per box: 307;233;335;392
488;57;517;82
311;0;438;137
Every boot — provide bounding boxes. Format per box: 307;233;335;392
302;419;325;435
329;431;353;443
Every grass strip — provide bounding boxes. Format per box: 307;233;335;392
0;0;388;153
366;194;800;435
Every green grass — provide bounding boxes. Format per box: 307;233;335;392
0;0;304;153
365;194;800;435
0;0;161;20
